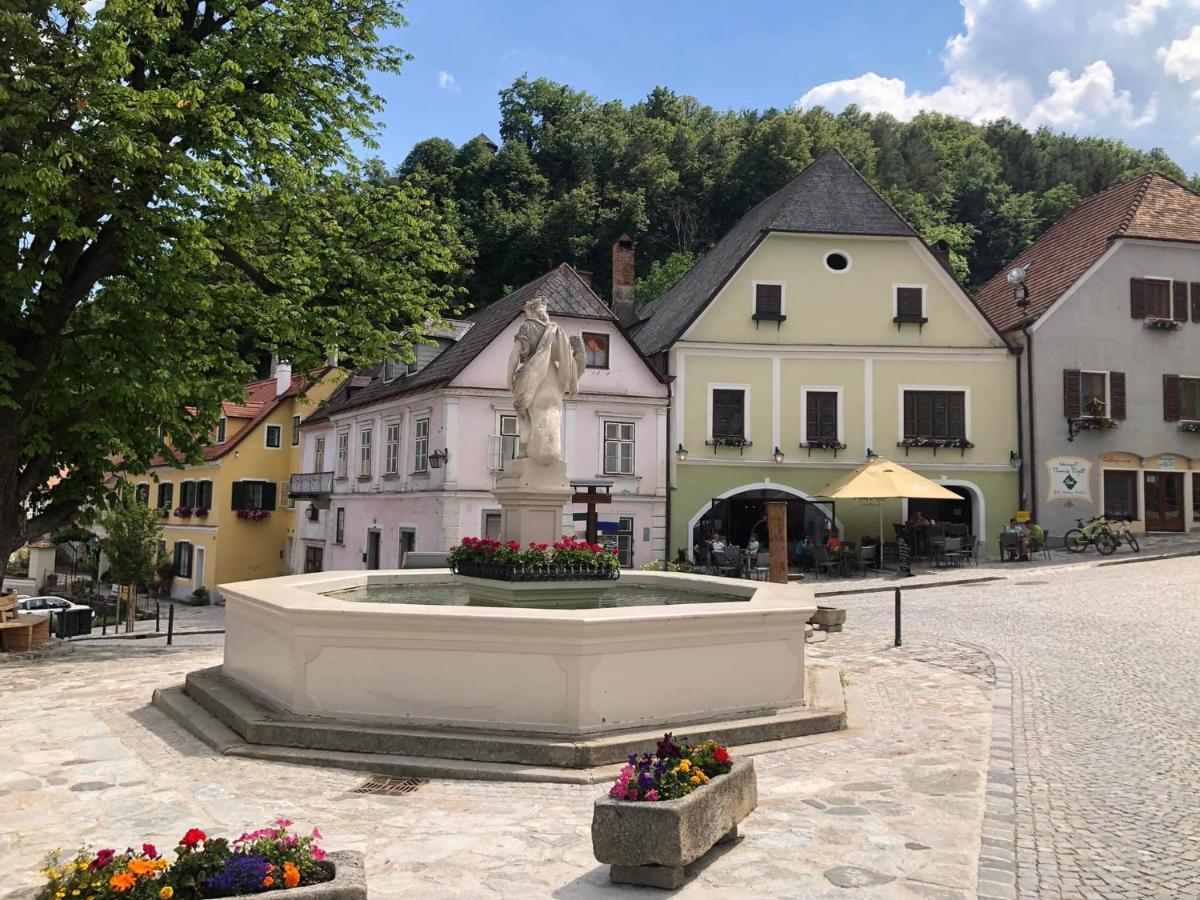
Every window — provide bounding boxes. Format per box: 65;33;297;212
216;417;227;443
582;332;609;369
753;283;784;320
265;424;282;448
1104;470;1139;520
603;421;635;475
617;517;634;567
483;512;502;540
1081;371;1108;416
1182;378;1200;420
823;251;850;272
173;541;193;579
711;388;746;442
157;482;173;509
303;545;324;573
231;480;276;510
314;437;326;471
495;414;519;470
335;507;346;544
894;286;926;322
413;416;429;473
180;480;196;509
383;360;397;382
197;480;213;510
805;391;839;442
903;391;966;440
291;414;301;446
335;431;349;477
135;483;150;506
384;423;400;475
359;425;373;477
282;480;294;509
1146;279;1172;318
157;539;167;562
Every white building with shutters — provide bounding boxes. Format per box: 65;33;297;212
976;171;1200;538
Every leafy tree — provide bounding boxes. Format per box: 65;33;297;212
99;491;161;630
0;1;468;583
635;252;696;305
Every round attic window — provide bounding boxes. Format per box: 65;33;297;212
824;251;851;272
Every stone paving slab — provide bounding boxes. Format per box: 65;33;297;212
0;630;992;898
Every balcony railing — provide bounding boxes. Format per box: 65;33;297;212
288;471;334;498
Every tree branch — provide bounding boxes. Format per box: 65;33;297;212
217;242;283;295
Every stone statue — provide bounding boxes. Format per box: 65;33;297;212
507;296;586;466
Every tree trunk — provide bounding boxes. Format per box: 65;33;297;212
125;583;136;633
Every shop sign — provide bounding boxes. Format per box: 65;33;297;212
1046;457;1091;501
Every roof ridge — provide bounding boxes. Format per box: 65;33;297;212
1115;171;1156;238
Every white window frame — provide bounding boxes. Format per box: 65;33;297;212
359;424;373;477
383;360;397;383
335;429;349;478
384;421;401;476
1078;370;1111;418
823;249;852;274
617;516;634;567
706;383;752;443
264;423;283;449
602;420;636;476
175;540;192;579
800;386;845;444
750;280;786;317
492;412;519;471
897;384;972;444
413;416;430;474
313;436;326;472
482;510;503;540
892;283;928;319
291;414;301;446
216;417;227;444
157;480;174;510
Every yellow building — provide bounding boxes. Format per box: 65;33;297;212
133;364;341;600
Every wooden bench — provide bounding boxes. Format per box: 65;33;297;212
0;592;51;652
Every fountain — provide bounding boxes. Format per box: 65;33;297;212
157;297;843;779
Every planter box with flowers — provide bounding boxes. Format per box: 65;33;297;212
897;436;974;456
448;536;619;582
1180;421;1200;434
236;507;271;522
592;734;756;890
1144;316;1181;331
174;506;194;520
194;507;210;519
37;821;366;900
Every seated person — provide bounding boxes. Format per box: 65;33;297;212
1003;518;1030;560
1026;519;1045;550
709;533;727;555
826;529;843;552
913;511;932;526
746;533;761;558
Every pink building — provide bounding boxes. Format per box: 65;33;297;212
289;262;669;572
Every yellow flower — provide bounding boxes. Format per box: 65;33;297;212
677;759;691;772
159;887;175;899
689;775;701;785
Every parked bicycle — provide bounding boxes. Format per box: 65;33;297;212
1063;515;1117;555
1102;516;1140;553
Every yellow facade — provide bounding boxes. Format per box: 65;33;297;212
133;372;340;599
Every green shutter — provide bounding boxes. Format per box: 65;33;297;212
230;482;246;510
262;482;277;511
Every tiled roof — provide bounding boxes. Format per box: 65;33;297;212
305;264;616;423
975;172;1200;333
633;149;917;356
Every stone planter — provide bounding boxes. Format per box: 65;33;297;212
285;851;367;898
592;759;757;889
811;605;846;633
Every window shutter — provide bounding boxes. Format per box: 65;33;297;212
1063;369;1081;418
262;482;277;510
183;543;193;574
230;482;245;510
896;287;924;319
1110;372;1126;420
1192;283;1200;323
173;542;183;576
1173;281;1189;322
1130;278;1146;319
1164;374;1181;422
755;283;782;317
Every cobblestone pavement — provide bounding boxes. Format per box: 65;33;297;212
0;633;993;898
834;554;1200;899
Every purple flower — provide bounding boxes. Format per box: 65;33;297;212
203;854;271;897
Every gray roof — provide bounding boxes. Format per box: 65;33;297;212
634;149;917;356
306;264;616;422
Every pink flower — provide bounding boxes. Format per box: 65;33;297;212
274;818;294;828
645;790;660;802
311;826;324;840
625;787;638;801
312;846;327;861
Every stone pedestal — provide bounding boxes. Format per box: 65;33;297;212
494;457;571;549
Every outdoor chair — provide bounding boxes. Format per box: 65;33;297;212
999;532;1022;561
938;536;962;568
958;537;979;567
1029;533;1052;561
856;543;878;577
712;551;741;578
809;546;839;580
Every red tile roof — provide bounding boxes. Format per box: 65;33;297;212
975;173;1200;333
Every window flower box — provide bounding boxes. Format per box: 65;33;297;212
800;439;847;457
173;506;193;519
236;507;271;521
896;436;974;456
194;507;210;519
593;735;756;889
1180;421;1200;433
704;437;753;455
1144;317;1181;331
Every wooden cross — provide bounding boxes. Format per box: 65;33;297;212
571;479;613;546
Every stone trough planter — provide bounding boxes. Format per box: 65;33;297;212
811;605;847;633
276;851;367;899
591;759;757;889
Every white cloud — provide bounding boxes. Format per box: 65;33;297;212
1159;25;1200;81
436;70;461;93
795;0;1199;168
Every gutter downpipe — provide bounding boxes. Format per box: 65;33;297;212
1022;321;1038;522
1014;342;1026;512
664;352;674;564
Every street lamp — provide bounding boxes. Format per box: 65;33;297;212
1009;450;1023;468
773;446;785;464
675;443;689;462
1008;263;1030;309
429;449;449;469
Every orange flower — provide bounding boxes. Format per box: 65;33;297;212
263;876;274;887
127;859;154;877
283;862;301;888
109;872;136;892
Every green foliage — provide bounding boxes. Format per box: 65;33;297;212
99;490;162;587
0;1;468;566
635;251;696;304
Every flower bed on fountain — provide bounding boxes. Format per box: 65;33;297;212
448;536;620;582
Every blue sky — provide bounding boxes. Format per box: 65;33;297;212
366;0;1200;174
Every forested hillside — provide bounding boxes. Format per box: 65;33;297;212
380;76;1198;309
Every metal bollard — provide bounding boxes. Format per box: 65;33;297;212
894;588;902;647
155;601;160;633
167;604;175;646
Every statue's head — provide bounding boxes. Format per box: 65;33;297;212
524;296;550;322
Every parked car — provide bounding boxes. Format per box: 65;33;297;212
17;596;90;615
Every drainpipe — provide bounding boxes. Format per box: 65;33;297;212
1022;322;1038;522
1014;343;1026;511
663;352;674;565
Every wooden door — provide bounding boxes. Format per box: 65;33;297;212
1144;471;1185;532
366;530;381;569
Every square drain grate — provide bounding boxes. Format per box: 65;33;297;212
351;775;426;796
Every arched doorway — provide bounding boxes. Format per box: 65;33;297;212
688;484;838;562
904;480;984;538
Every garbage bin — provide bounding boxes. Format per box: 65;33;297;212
55;607;94;639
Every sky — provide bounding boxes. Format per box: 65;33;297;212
365;0;1200;175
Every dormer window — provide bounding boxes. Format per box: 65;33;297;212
752;283;785;325
893;285;927;326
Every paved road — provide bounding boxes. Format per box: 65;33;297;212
837;554;1200;899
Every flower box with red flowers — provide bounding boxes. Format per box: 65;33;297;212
193;507;209;519
448;536;620;582
592;733;757;889
236;507;271;522
37;821;366;899
174;506;194;519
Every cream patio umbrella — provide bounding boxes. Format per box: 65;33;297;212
813;457;963;567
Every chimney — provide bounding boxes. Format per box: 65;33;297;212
611;234;637;327
574;268;593;288
275;360;292;397
932;239;952;271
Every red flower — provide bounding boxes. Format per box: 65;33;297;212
714;747;730;763
142;843;158;859
180;828;207;848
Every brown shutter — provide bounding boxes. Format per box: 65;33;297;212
1164;374;1181;422
1192;283;1200;322
1063;369;1081;418
1173;281;1189;322
1110;372;1126;420
1130;278;1146;319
